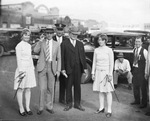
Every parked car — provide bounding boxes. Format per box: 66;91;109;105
0;28;40;57
81;31;145;84
0;28;22;56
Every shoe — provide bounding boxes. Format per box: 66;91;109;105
130;101;140;105
46;109;54;114
26;110;33;115
37;110;43;115
106;113;112;118
94;108;105;114
139;104;147;109
145;112;150;116
63;106;72;111
19;110;27;116
114;85;118;89
74;105;85;111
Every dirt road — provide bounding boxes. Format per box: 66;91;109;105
0;55;149;121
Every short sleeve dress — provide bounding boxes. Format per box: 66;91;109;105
14;41;36;90
92;46;114;92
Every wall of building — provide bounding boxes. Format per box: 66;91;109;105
0;1;59;29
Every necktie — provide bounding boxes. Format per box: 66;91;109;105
133;48;138;65
46;40;50;61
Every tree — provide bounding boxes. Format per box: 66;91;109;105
63;16;71;27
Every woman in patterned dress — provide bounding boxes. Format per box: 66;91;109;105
91;34;114;118
14;28;36;116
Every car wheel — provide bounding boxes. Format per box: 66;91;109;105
81;63;92;84
0;45;4;57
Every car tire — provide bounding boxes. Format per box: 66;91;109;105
0;45;4;57
81;63;92;84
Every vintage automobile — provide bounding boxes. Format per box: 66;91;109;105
0;28;22;56
81;31;146;84
0;28;40;57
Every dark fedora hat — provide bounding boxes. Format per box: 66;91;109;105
55;23;66;31
117;52;124;58
45;25;54;33
69;26;80;35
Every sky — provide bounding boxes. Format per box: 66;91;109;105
1;0;150;24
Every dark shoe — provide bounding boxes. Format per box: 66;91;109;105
94;108;105;114
63;106;72;111
37;110;43;115
26;110;33;115
145;112;150;116
114;85;118;89
46;109;54;114
106;113;112;118
74;105;85;111
19;110;27;116
139;104;147;109
130;101;140;105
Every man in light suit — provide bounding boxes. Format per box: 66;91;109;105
61;26;87;111
53;23;67;105
145;36;150;116
33;25;61;114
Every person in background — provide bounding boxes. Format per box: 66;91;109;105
14;28;36;116
113;52;132;90
144;36;150;116
61;26;87;111
33;25;61;115
131;36;148;109
53;23;67;105
92;34;114;118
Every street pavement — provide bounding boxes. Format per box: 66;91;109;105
0;55;150;121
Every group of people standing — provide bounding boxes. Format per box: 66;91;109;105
13;23;150;118
14;23;88;117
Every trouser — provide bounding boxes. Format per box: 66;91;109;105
66;63;82;107
113;71;132;85
59;74;66;102
132;67;148;105
38;62;55;110
133;82;147;105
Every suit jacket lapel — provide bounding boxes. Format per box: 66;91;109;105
43;40;46;54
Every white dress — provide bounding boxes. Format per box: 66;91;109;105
92;46;114;92
14;41;36;90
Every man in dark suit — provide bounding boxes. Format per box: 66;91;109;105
53;23;67;104
61;26;87;111
131;36;148;109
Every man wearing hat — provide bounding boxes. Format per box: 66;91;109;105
61;26;87;111
53;23;67;105
113;52;132;89
33;25;61;114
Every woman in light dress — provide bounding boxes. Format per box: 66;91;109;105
92;34;114;118
14;28;36;116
